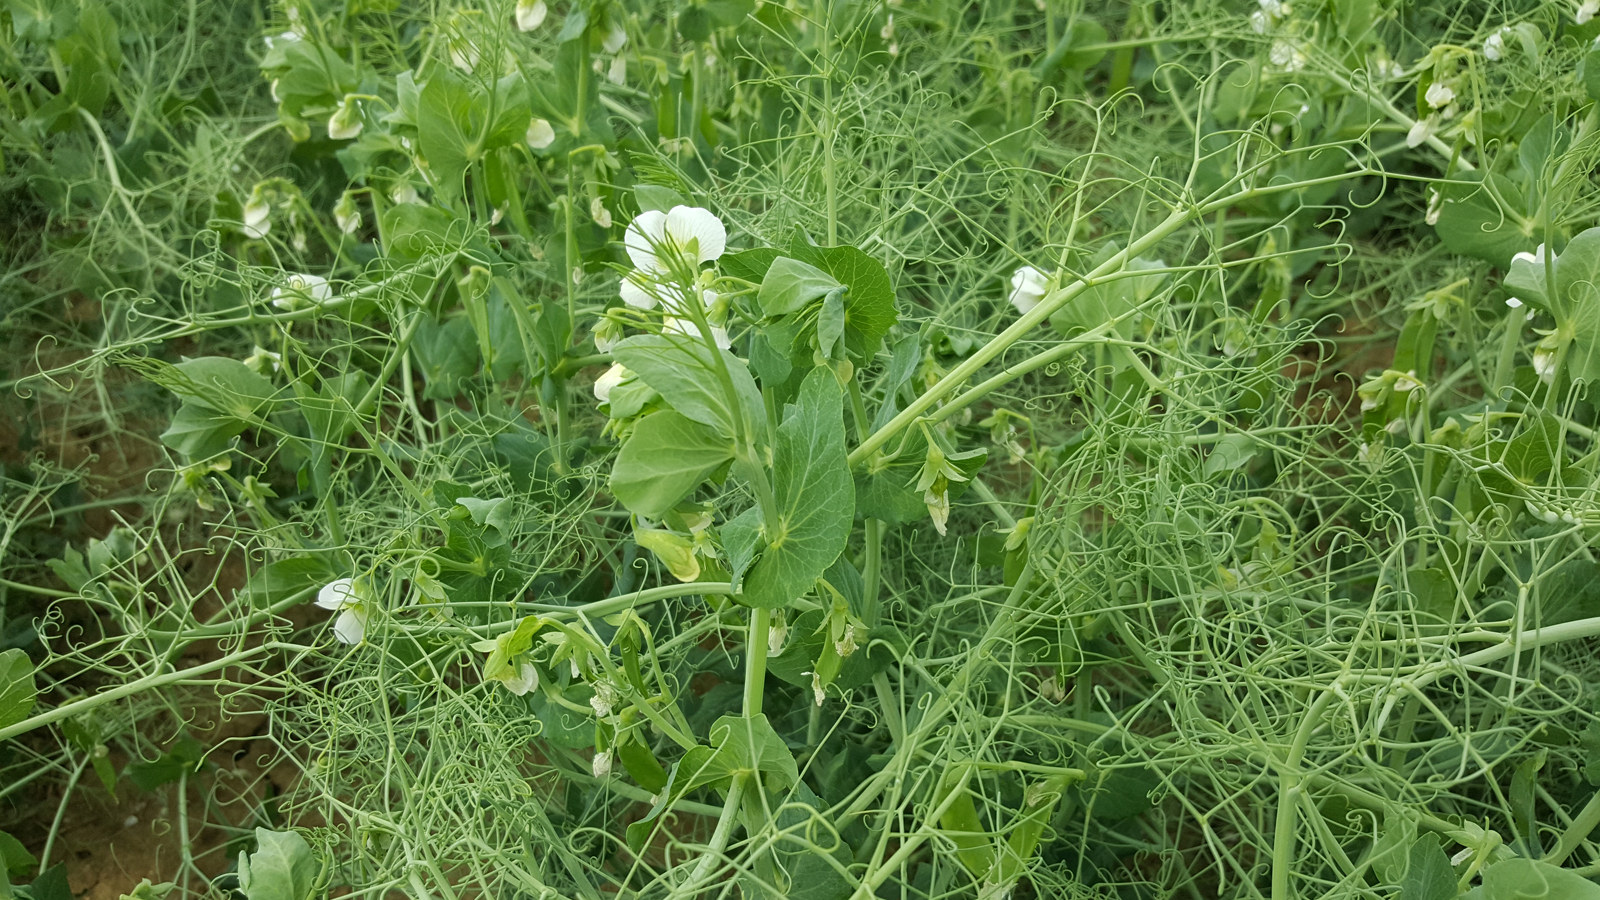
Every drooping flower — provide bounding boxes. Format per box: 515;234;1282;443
1406;116;1435;148
271;273;334;310
315;577;372;644
592;749;613;777
593;362;631;404
590;196;613;228
526;117;556;150
328;96;363;140
607;55;626;85
391;182;421;205
243;345;282;375
334;191;361;235
1425;82;1455;110
602;19;628;53
499;661;540;696
1008;265;1049;314
624;206;727;274
515;0;548;31
242;197;272;239
1580;0;1600;26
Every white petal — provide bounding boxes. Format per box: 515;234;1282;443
664;206;727;264
503;662;539;695
624;209;669;271
602;20;627;53
593;363;628;403
607;55;626;85
1008;266;1048;314
1406;117;1433;148
515;0;547;30
1506;297;1523;309
619;272;658;309
526;117;555;149
1425;82;1455;109
317;577;357;610
333;607;367;644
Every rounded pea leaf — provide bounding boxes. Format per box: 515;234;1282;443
611;410;735;519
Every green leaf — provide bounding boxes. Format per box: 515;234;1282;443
1202;434;1256;478
1505;228;1600;382
611;411;735;519
738;368;853;609
634;183;687;214
415;70;526;197
0;831;35;880
237;829;318;900
1476;857;1600;900
1397;833;1456;900
160;402;249;459
411;315;478;400
239;556;332;611
158;357;281;420
1050;249;1168;339
741;781;853;900
758;257;843;317
124;733;205;791
611;335;763;440
456;497;513;547
790;242;897;359
0;650;37;731
1433;170;1534;267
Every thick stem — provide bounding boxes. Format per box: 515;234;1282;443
744;607;771;717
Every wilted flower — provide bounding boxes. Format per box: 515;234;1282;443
271;273;334;310
328;95;362;140
525;117;556;150
1268;40;1305;71
593;363;631;404
1008;265;1049;314
516;0;548;30
590;196;613;228
1406;116;1435;148
334;191;361;235
590;680;619;718
315;578;373;645
1425;82;1455;110
243;345;282;375
592;749;613;777
624;206;727;274
1533;344;1558;383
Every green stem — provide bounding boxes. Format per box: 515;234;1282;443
1271;684;1338;900
679;776;747;894
744;606;771;716
1546;789;1600;867
0;642;308;743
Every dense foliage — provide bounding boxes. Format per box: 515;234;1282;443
6;1;1600;898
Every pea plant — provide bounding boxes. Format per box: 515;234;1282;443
11;0;1600;898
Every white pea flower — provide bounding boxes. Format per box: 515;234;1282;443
924;485;951;535
768;617;789;655
450;39;480;73
263;31;300;50
315;577;373;645
592;749;613;778
1269;40;1305;72
526;117;556;150
665;316;731;350
590;196;613;228
1425;82;1455;110
1506;297;1524;309
1512;244;1547;266
1484;31;1505;61
334;192;361;235
602;19;627;53
1534;345;1558;383
1258;0;1285;15
1580;0;1599;25
271;273;335;310
1008;265;1049;314
607;55;626;84
328;96;363;140
499;662;540;696
1249;9;1268;33
624;206;727;274
516;0;548;31
391;182;421;205
593;362;631;403
242;198;272;239
1406;116;1435;148
619;271;658;309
